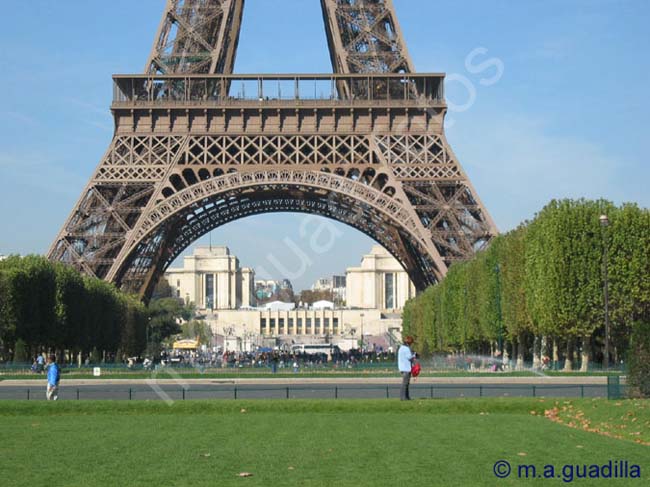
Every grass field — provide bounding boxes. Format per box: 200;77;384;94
1;399;648;486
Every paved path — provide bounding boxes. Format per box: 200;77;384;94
0;375;607;387
0;376;610;401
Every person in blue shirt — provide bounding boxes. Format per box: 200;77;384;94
46;354;60;401
398;336;416;401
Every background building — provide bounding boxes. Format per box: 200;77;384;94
164;247;255;311
346;245;415;311
207;308;402;352
163;244;411;352
311;277;331;292
332;275;347;303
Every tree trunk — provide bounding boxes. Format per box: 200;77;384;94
516;333;525;370
532;336;541;369
552;338;560;370
580;335;590;372
564;338;573;372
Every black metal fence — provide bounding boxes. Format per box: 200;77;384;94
0;383;621;401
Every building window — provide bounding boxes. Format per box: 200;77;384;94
297;318;303;334
333;318;339;334
260;318;266;335
270;318;276;331
315;318;321;334
206;274;214;310
288;318;294;333
324;318;330;331
279;318;285;334
306;318;312;334
385;273;395;309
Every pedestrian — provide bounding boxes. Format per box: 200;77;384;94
398;336;416;401
46;354;60;401
271;352;279;374
36;354;45;373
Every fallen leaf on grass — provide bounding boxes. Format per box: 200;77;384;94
201;453;211;458
518;452;527;457
238;472;253;477
240;408;247;413
288;466;295;470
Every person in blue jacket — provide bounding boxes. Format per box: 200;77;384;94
46;354;60;401
398;336;416;401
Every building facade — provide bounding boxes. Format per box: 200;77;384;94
346;245;416;311
209;308;402;352
164;247;255;310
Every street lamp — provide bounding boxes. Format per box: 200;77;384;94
599;214;610;370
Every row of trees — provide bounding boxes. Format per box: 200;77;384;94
0;256;188;363
402;199;650;372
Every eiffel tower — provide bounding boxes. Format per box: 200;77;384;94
48;0;497;300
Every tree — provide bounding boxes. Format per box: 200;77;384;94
608;204;650;366
500;225;532;368
298;289;333;306
628;321;650;397
53;263;85;354
120;296;148;357
525;200;615;370
151;279;173;300
181;320;213;345
13;338;28;363
398;198;650;372
5;256;57;353
0;271;14;360
146;298;186;354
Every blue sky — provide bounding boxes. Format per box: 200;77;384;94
1;0;648;290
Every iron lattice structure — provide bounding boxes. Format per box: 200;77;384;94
49;0;497;300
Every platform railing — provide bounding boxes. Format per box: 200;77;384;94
112;73;446;106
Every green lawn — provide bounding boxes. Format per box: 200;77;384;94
1;399;647;486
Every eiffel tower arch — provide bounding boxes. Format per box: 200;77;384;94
48;0;497;300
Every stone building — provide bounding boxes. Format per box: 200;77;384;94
346;245;416;310
164;246;255;310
